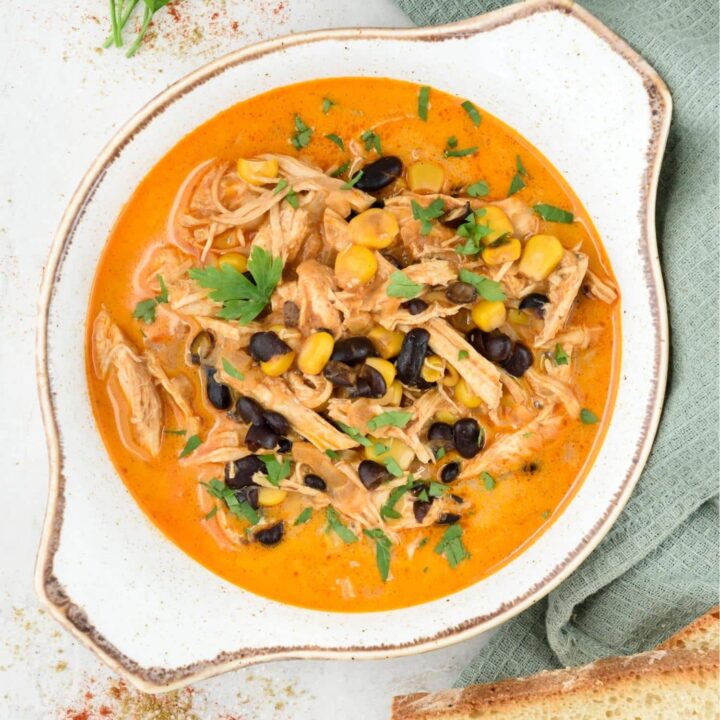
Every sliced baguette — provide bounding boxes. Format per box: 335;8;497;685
660;606;720;654
392;649;719;719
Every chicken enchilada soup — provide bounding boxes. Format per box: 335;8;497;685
86;78;619;612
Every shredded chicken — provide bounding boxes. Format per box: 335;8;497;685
295;259;343;336
525;367;580;417
584;269;618;304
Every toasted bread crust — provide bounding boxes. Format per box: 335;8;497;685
392;649;719;720
659;606;720;654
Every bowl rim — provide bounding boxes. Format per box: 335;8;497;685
34;0;671;693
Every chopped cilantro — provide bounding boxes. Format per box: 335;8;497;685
435;447;446;460
200;478;260;525
444;144;478;158
259;454;292;486
285;187;299;209
554;344;569;365
133;274;168;324
384;457;404;478
221;357;245;381
434;524;470;568
204;506;218;520
508;154;527;196
454;209;493;255
467;180;489;198
461;100;482;126
179;434;201;458
580;408;599;425
341;171;364;189
291;114;313;149
458;268;506;301
418;85;430;121
294;507;313;526
326;506;358;543
331;160;350;178
411;198;445;235
387;270;424;299
447;135;458;148
534;203;574;223
428;481;448;498
274;178;288;195
481;471;496;490
337;422;373;448
380;479;414;519
458;350;469;361
325;133;345;150
367;411;413;432
322;97;335;114
325;449;341;460
163;428;186;436
360;129;382;154
364;528;392;581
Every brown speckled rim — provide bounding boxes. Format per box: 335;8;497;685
35;0;671;694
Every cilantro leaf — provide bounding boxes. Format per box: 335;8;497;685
454;210;493;255
337;422;373;448
387;270;424;299
461;100;482;126
458;268;506;301
326;506;358;543
580;408;599;425
554;344;569;365
133;274;168;324
435;447;446;460
508;173;526;196
380;479;414;519
200;478;261;526
364;528;392;581
447;136;458;148
383;457;404;478
274;178;288;195
418;86;430;121
285;188;299;209
164;428;186;436
445;144;478;158
516;154;528;176
291;114;313;149
467;180;489;198
458;350;469;361
428;481;448;498
204;506;218;520
331;161;350;178
325;133;345;150
179;434;201;458
411;198;445;235
322;97;335;114
481;471;496;490
533;204;574;223
367;411;413;432
259;454;292;486
294;507;313;526
221;357;245;381
434;524;470;568
325;449;341;460
341;171;363;189
360;130;382;154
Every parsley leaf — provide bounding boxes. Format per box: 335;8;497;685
294;507;313;526
179;434;201;458
467;180;489;198
434;524;470;568
326;506;358;543
458;268;506;301
331;161;350;178
291;114;313;149
364;528;392;581
360;130;382;154
367;411;413;432
133;274;168;324
387;270;424;299
461;100;482;126
554;344;569;365
188;246;283;324
458;350;469;361
337;422;373;448
534;204;574;223
411;198;445;235
380;479;414;519
418;85;430;121
325;133;345;150
341;171;363;189
259;454;292;486
222;357;245;381
481;471;496;490
580;408;599;425
322;97;335;114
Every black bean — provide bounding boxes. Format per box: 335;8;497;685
451;493;464;504
453;418;484;459
396;328;430;386
438;513;461;525
350;376;372;398
234;396;265;426
304;474;327;492
440;202;472;229
205;366;232;410
283;301;300;327
410;482;427;497
371;198;386;209
440;461;460;483
519;293;550;317
467;329;513;363
413;500;433;523
502;342;534;377
323;360;356;387
358;460;390;490
189;331;215;365
381;252;403;269
249;331;291;362
450;307;475;333
330;337;378;365
428;422;454;445
235;485;259;510
245;424;279;451
225;454;266;488
355;156;403;192
262;410;290;436
402;298;429;315
255;521;284;546
523;461;540;474
277;437;293;454
352;365;387;399
445;282;478;305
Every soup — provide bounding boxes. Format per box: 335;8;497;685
86;77;620;612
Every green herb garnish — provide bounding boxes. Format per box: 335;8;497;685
458;268;506;301
367;411;413;432
105;0;172;58
274;178;288;194
454;209;493;255
458;350;469;361
434;524;470;568
325;449;341;460
341;171;364;189
360;130;382;154
291;115;313;149
222;357;245;381
467;180;489;198
364;528;392;581
384;457;404;478
580;408;599;425
447;136;458;148
331;161;350;178
435;447;446;460
461;100;482;126
294;507;313;526
285;188;299;209
179;434;202;458
411;198;445;235
189;246;283;324
259;454;292;486
444;144;478;158
380;479;414;519
204;506;218;520
164;428;186;436
374;442;389;455
508;154;527;196
201;479;260;525
133;274;168;324
541;510;550;520
418;537;429;549
428;481;448;498
418;86;430;121
481;471;496;490
337;422;373;448
554;344;569;366
325;133;345;150
322;97;335;114
387;270;424;299
534;204;574;223
326;506;358;543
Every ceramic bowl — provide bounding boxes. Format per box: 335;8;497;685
36;0;671;693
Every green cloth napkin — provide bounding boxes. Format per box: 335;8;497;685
396;0;720;683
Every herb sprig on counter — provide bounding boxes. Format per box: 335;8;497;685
105;0;172;58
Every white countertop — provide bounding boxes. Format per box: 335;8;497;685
0;2;493;717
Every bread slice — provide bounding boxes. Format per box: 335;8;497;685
392;608;720;720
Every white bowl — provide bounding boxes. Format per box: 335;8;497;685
36;0;670;693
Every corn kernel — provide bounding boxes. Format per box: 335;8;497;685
519;234;564;281
476;206;514;245
368;326;404;359
435;410;458;424
260;350;296;377
472;300;507;332
334;244;378;288
507;308;530;326
347;209;399;249
365;437;415;469
442;363;460;387
237;158;279;186
218;252;248;273
421;354;445;383
213;229;238;249
380;380;403;406
258;487;287;507
482;237;522;266
365;357;397;388
455;377;482;408
407;161;445;193
297;332;334;375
